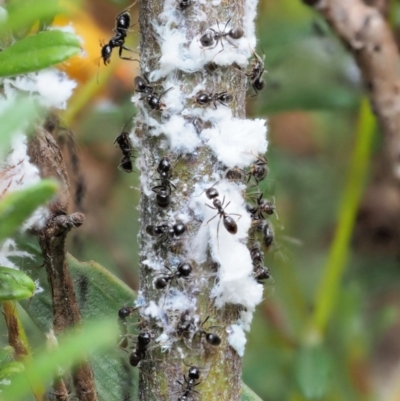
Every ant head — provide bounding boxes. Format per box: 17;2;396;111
138;331;152;345
177;262;192;277
173;223;186;237
118;306;136;319
155;276;168;289
200;31;215;48
188;366;200;380
206;332;221;346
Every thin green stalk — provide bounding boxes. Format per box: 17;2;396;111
312;98;376;336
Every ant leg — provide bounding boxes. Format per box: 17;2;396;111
222;17;231;32
205;212;218;226
212;40;224;61
118;45;140;61
229;212;242;221
226;37;239;48
216;216;222;247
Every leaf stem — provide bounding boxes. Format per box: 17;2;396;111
312;98;376;336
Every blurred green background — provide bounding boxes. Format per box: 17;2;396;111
4;0;400;400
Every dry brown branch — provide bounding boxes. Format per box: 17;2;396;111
304;0;400;184
27;126;97;401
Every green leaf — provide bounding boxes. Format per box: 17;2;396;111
0;180;58;242
1;319;118;401
0;346;14;365
0;30;81;77
0;97;42;158
4;0;72;35
0;266;35;300
293;344;331;400
0;361;25;380
21;253;137;401
241;382;264;401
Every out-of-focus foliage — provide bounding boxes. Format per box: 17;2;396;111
0;267;35;301
0;30;81;77
0;180;58;241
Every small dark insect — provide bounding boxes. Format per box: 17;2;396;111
250;243;270;284
114;124;135;173
225;167;246;181
114;131;132;154
178;0;192;9
154;262;193;289
118;306;137;348
247;154;268;185
197;316;222;346
254;220;274;251
133;75;154;94
99;31;136;66
99;3;138;66
247;193;276;220
177;310;196;337
129;330;152;367
177;366;201;401
143;87;172;110
118;306;137;320
199;18;245;50
205;186;241;237
254;266;270;284
247;50;265;95
146;222;187;243
151;156;179;208
196;91;232;109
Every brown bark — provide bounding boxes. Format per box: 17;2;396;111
27;126;97;401
137;1;246;400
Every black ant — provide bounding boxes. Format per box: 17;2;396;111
178;0;192;10
99;4;138;65
118;307;137;348
196;316;222;346
247;193;277;220
200;18;245;50
152;156;178;208
250;243;270;284
247;154;268;185
205;186;241;236
247;50;265;95
134;75;173;110
133;75;154;95
177;366;201;401
225;166;246;181
114;122;135;173
152;186;171;208
146;222;186;242
144;87;173;110
154;262;192;289
253;220;274;251
129;330;152;367
196;91;232;109
114;5;134;36
177;310;196;337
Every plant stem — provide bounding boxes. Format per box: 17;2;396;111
312;98;376;336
